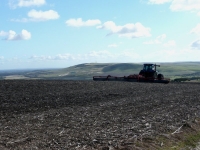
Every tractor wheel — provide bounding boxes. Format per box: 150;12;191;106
158;74;164;80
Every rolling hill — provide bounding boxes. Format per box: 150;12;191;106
0;62;200;80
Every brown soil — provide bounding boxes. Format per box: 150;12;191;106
0;80;200;150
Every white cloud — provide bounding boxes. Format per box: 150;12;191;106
9;0;46;8
10;18;29;22
28;9;60;21
164;40;176;46
0;56;4;60
157;34;167;40
29;50;140;62
170;0;200;11
30;54;75;61
141;48;200;62
148;0;200;13
0;30;31;41
28;48;200;64
148;0;172;4
66;18;101;27
97;21;151;38
143;34;166;44
54;54;75;60
18;0;45;7
191;24;200;34
12;9;60;22
30;55;52;60
0;31;7;36
191;39;200;49
85;50;114;59
144;34;176;47
85;50;139;60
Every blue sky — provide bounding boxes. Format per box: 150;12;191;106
1;0;200;70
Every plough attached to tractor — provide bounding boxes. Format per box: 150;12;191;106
93;64;170;84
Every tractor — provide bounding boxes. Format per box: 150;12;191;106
93;63;170;83
139;64;164;80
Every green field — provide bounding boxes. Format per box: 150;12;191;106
0;62;200;81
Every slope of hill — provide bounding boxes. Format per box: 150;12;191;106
0;62;200;80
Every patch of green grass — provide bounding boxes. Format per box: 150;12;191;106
183;132;200;148
159;131;200;150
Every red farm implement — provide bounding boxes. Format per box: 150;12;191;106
93;64;170;84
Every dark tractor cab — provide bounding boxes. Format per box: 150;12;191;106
142;64;156;72
139;64;164;79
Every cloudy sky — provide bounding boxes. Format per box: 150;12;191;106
1;0;200;70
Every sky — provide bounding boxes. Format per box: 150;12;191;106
1;0;200;70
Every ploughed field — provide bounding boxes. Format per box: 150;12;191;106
0;80;200;150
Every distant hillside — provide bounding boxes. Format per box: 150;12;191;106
0;62;200;80
102;63;142;75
